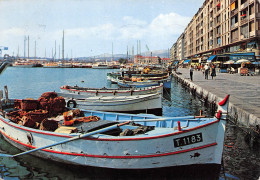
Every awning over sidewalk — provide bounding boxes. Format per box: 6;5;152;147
230;52;255;61
183;59;191;64
207;55;217;62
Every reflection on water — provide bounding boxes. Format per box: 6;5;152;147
0;68;259;179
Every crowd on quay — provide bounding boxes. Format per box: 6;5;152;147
173;61;259;82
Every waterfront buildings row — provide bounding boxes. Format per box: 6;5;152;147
171;0;260;63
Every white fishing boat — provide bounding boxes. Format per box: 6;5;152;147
0;92;229;173
12;60;34;68
60;84;163;97
57;92;162;115
117;79;160;88
92;64;113;69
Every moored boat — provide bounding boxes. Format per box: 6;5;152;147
117;79;160;88
60;84;163;97
57;92;163;115
0;92;229;172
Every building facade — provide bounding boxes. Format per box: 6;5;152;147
170;43;177;61
174;0;260;62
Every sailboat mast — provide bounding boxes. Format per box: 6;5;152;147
62;30;64;61
28;35;29;60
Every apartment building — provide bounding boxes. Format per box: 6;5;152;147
170;43;177;61
134;55;170;65
171;0;260;62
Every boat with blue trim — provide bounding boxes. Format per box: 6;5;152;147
0;91;229;172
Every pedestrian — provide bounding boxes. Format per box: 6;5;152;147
211;65;216;79
190;65;194;81
204;64;209;79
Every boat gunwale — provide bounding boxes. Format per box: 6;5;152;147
0;115;220;141
60;84;163;94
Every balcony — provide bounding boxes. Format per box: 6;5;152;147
249;31;256;37
231;22;239;29
257;30;260;36
241;17;249;25
241;2;248;10
240;33;249;40
249;14;255;20
231;9;239;16
231;38;239;43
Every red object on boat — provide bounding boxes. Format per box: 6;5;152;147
177;121;182;131
218;95;230;106
216;110;222;120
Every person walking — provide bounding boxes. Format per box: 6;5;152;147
190;66;194;81
204;64;209;80
211;65;216;79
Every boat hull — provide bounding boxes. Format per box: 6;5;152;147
61;93;163;116
60;85;163;97
0;115;225;170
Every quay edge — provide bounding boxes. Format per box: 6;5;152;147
172;71;260;133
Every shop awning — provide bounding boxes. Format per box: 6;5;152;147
230;53;255;61
183;59;190;64
207;55;217;62
179;60;184;64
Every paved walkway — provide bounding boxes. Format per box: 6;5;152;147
174;68;260;125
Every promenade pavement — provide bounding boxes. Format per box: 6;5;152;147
174;68;260;124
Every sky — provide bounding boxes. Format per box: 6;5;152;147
0;0;204;58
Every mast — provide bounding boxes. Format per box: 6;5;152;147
55;40;56;61
126;45;128;61
24;36;26;59
111;42;113;63
62;30;64;61
34;40;36;60
27;36;29;60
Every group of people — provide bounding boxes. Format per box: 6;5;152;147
189;63;216;81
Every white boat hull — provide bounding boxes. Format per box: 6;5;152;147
0;95;229;171
0;115;225;169
60;93;162;115
60;85;163;97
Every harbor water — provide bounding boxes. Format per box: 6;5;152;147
0;67;259;179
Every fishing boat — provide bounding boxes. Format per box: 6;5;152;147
117;79;160;88
0;92;229;172
92;63;113;69
12;60;34;68
107;72;121;83
57;92;162;115
60;84;163;97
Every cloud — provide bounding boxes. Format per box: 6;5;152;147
149;13;189;36
62;23;117;40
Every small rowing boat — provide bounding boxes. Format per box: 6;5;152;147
57;92;163;116
60;84;163;97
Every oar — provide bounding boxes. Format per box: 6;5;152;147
117;115;206;122
0;121;130;158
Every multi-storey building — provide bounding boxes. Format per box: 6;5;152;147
176;33;185;61
134;55;170;65
170;43;177;61
173;0;260;62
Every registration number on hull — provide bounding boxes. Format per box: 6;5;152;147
174;133;203;147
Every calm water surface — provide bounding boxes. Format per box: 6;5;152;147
0;67;259;179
